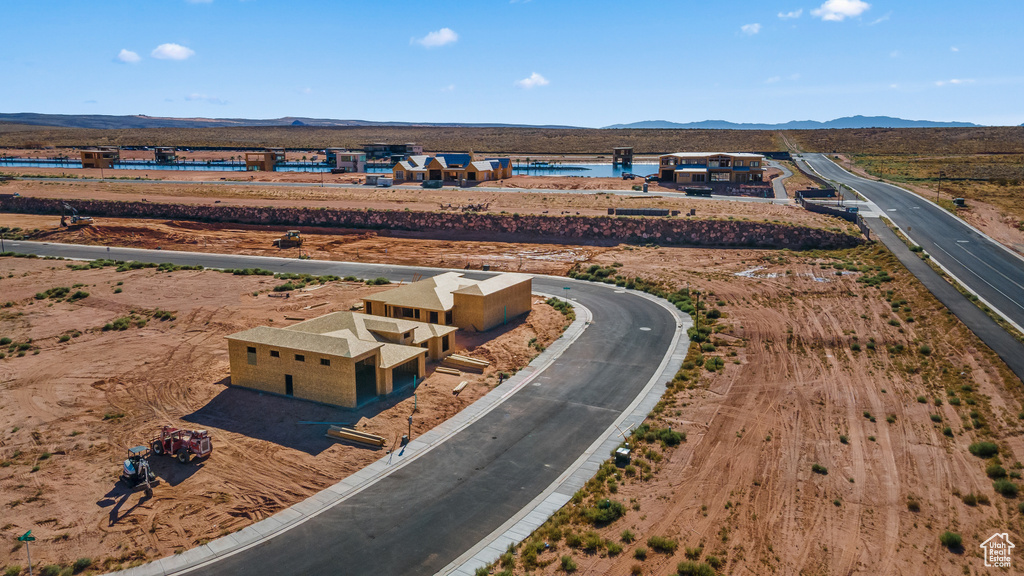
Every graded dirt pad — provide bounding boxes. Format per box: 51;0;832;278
0;259;568;571
494;244;1024;575
0;177;850;233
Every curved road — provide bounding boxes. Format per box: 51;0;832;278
3;241;680;576
801;153;1024;334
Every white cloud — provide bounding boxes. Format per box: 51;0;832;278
778;9;803;19
185;0;213;3
413;28;458;48
117;49;140;63
441;84;455;92
935;78;974;87
889;50;901;58
812;0;870;21
151;43;195;60
765;76;781;84
299;87;312;95
951;46;959;52
185;93;227;104
868;11;891;25
741;23;761;35
515;72;549;89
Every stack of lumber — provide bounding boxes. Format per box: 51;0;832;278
435;366;461;376
325;425;386;448
442;354;490;373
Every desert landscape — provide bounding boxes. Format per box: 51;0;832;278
0;255;569;573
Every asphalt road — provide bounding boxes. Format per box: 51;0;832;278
801;153;1024;334
2;241;678;576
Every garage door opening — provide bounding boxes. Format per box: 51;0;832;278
391;357;420;391
354;357;377;406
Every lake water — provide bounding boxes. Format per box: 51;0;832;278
0;158;660;178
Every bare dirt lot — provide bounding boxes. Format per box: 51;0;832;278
490;244;1024;575
3;212;1020;575
0;176;850;234
0;258;568;573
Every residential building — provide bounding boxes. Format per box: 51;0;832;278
363;272;532;332
245;148;286;172
80;147;119;169
363;142;423;160
153;147;176;164
613;146;634;166
226;311;457;408
657;152;764;184
325;149;366;172
392;154;512;183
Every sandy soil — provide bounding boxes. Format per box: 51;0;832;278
496;244;1024;575
0;259;569;572
0;178;850;233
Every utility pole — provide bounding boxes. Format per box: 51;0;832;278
937;170;945;203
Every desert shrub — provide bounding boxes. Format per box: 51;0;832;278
961;493;978;506
684;546;702;560
987;463;1008;479
647;535;677;553
72;558;92;573
939;531;962;549
561;555;577;572
634;547;648;560
581;531;603;552
969;442;999;458
704;356;725;371
930;414;942;423
39;566;62;576
583;499;626;525
366;277;391;285
811;464;828;475
839;434;848;444
907;497;920;512
607;541;623;556
701;342;716;352
706;555;723;569
621;529;636;543
918;344;932;355
0;337;11;345
676;561;716;576
68;290;89;301
565;532;583;548
993;479;1019;497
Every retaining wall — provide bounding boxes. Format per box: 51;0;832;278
0;196;863;250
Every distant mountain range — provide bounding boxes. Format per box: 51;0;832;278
603;115;983;129
0;113;578;130
0;112;1001;131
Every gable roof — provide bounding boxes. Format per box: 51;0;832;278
435;153;472;168
227;325;380;359
452;273;532;297
363;272;478;311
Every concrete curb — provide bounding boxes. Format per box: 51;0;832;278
803;157;1024;336
103;295;594;576
438;284;692;576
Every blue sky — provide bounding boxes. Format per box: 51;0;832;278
2;0;1022;127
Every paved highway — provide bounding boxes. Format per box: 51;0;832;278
3;241;680;576
801;153;1024;334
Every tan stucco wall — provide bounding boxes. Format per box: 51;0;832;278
227;339;372;408
452;280;532;332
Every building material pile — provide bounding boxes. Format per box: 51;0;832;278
442;354;490;373
325;425;386;448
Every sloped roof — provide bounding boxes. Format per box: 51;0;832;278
469;160;499;172
227;326;380;359
363;272;478;311
435;153;472;168
485;157;511;169
662;152;764;159
452;273;532;297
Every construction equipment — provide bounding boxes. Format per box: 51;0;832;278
60;203;93;227
272;230;303;248
150;426;213;464
120;446;159;496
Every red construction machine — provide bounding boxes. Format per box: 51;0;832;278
150;426;212;464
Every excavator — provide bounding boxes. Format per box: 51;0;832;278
60;203;93;228
272;230;303;248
